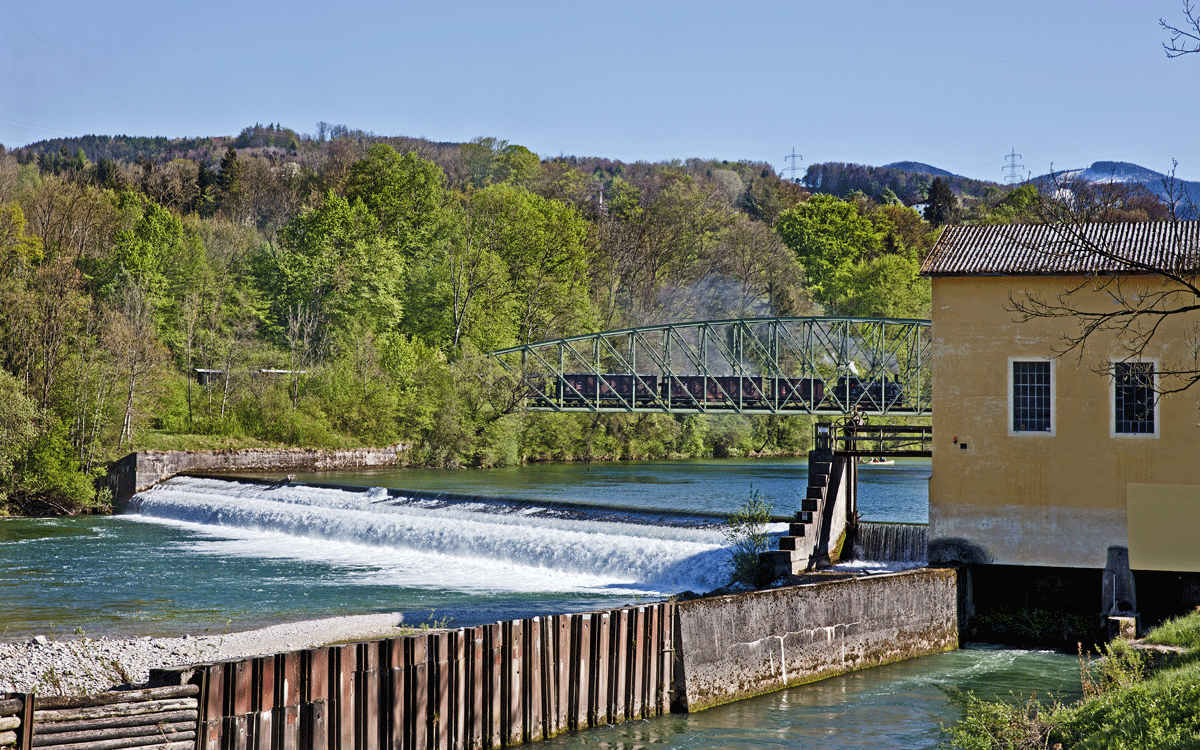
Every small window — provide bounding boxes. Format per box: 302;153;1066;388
1012;360;1052;433
1114;361;1156;435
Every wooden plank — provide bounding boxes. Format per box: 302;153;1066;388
386;668;404;750
31;721;195;747
32;689;198;712
33;701;199;724
648;602;667;715
18;695;32;750
27;732;197;750
250;712;270;750
661;603;675;715
408;661;426;750
571;615;590;730
0;699;22;718
360;667;380;750
0;718;18;733
277;705;298;750
277;652;300;711
505;621;522;747
231;661;253;719
0;731;16;747
469;628;484;750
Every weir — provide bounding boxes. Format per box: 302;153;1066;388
42;467;951;750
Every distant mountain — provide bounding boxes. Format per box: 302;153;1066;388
882;161;960;179
1032;161;1200;217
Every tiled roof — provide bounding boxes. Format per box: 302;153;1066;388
920;221;1200;276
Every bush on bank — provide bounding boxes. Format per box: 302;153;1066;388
940;611;1200;750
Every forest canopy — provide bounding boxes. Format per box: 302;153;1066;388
5;122;1144;513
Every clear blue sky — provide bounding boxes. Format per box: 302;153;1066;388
3;0;1196;182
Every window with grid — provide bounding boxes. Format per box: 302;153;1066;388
1115;362;1155;434
1012;360;1051;432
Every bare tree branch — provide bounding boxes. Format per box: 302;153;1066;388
1162;0;1200;57
1003;169;1200;394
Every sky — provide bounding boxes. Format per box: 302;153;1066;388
3;0;1198;183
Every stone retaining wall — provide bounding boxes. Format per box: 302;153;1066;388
105;445;410;503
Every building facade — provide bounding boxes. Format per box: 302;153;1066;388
921;221;1200;629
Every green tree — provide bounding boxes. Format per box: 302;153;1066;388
260;191;405;342
492;144;540;187
343;145;448;255
923;177;958;227
775;194;882;310
0;369;41;506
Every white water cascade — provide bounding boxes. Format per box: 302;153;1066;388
127;476;750;596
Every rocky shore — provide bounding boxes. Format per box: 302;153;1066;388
0;613;409;696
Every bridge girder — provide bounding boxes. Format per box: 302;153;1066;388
487;316;932;416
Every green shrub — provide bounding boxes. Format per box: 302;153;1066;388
724;490;773;586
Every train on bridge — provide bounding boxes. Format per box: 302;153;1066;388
529;373;907;411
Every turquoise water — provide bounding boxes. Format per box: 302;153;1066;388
243;456;932;523
541;647;1081;750
0;457;1084;749
1;458;928;639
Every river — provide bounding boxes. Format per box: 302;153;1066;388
0;456;1080;748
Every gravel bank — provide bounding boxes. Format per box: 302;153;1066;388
0;612;409;696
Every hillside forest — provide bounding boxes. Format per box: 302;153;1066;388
0;124;1174;513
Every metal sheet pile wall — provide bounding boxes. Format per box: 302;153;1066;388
150;603;674;750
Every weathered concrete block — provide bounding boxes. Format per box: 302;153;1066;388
673;568;959;713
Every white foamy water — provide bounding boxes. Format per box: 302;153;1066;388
127;477;751;596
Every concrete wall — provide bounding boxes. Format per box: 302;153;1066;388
672;568;959;712
929;274;1200;571
105;446;410;503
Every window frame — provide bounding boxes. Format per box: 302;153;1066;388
1008;357;1055;436
1110;358;1159;439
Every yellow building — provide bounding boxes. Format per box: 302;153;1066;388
921;221;1200;631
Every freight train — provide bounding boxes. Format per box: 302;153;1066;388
529;373;906;410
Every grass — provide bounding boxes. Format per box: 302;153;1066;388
940;610;1200;749
133;430;292;452
1143;610;1200;651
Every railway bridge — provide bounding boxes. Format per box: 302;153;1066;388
487;316;932;417
487;316;933;576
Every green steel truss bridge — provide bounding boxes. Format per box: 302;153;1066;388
487;316;931;416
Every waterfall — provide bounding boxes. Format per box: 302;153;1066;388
124;476;754;595
851;522;927;562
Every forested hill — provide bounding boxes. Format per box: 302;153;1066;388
0;122;1177;513
801;161;1007;206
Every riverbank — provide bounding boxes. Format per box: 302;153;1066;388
0;612;411;696
942;610;1200;749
